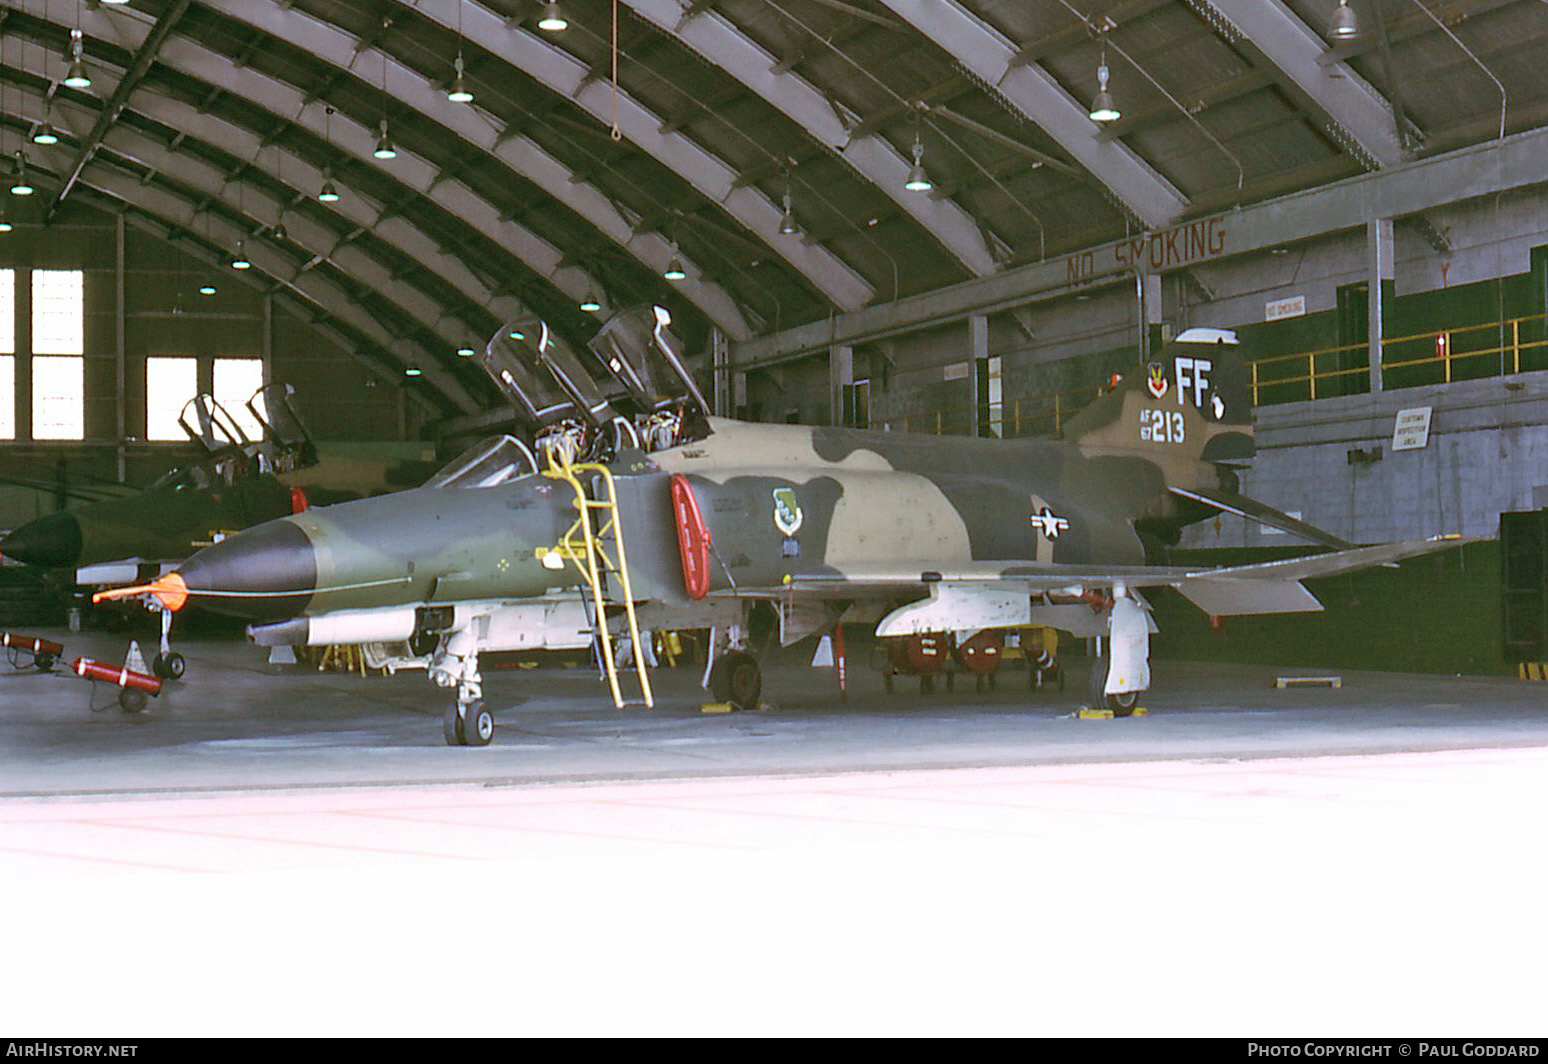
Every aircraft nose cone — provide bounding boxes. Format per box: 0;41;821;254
175;519;317;623
1;512;83;568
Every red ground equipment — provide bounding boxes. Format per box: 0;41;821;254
3;632;64;672
72;657;163;713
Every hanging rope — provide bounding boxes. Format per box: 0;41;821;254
610;0;622;141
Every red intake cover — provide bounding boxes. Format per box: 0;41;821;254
670;474;711;601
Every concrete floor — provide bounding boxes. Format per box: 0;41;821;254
4;626;1547;1035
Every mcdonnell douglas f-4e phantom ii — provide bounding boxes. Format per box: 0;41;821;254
98;306;1470;744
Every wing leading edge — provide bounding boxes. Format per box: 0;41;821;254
780;536;1476;618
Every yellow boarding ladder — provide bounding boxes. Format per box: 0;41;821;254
541;447;654;709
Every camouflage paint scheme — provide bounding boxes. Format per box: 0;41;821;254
170;333;1275;625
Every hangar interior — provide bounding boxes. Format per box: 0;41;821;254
2;0;1547;673
5;0;1548;1035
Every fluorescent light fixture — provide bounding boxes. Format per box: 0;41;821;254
404;366;423;377
199;284;218;296
230;241;251;270
457;344;477;357
31;123;59;146
579;292;601;312
0;220;12;233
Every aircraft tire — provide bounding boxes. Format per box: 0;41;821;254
1089;656;1138;717
711;651;761;710
157;653;186;681
443;701;466;746
464;701;494;746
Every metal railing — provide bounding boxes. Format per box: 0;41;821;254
1248;313;1548;405
874;385;1100;439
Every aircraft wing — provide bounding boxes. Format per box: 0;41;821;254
774;535;1477;618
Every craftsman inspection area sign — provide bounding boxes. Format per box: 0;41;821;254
1392;406;1433;451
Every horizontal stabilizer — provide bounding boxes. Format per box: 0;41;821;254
1169;486;1354;550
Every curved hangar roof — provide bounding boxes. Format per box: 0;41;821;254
2;0;1545;415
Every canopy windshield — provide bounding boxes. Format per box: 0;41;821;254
426;435;537;490
480;319;616;428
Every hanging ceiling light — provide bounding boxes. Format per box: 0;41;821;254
230;240;251;270
0;205;12;233
456;343;477;357
663;251;686;282
373;119;396;160
579;291;601;312
779;186;799;236
63;30;91;90
271;219;287;242
447;53;473;104
404;366;423;377
11;152;34;197
318;169;340;203
31;122;59;146
903;135;932;192
538;3;569;32
1089;54;1120;123
198;283;218;296
1328;0;1360;40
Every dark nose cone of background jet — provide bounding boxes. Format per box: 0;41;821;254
1;512;83;569
176;519;317;623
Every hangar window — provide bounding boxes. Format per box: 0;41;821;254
0;271;13;440
31;270;83;355
146;357;198;442
32;356;83;440
0;269;14;354
214;358;265;442
0;357;14;440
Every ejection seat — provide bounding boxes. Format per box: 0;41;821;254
480;319;628;464
586;304;711;450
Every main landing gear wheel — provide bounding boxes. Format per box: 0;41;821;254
1089;656;1139;717
152;652;185;680
444;700;494;746
710;651;762;710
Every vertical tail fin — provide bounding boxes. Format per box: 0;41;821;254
1062;327;1255;471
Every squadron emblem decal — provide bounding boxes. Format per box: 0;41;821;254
1146;362;1168;399
1030;506;1070;540
772;487;804;537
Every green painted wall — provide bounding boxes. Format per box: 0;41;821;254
1150;540;1507;676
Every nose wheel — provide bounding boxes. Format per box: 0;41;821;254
444;698;493;746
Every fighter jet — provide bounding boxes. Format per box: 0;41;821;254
98;307;1470;743
4;384;431;677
